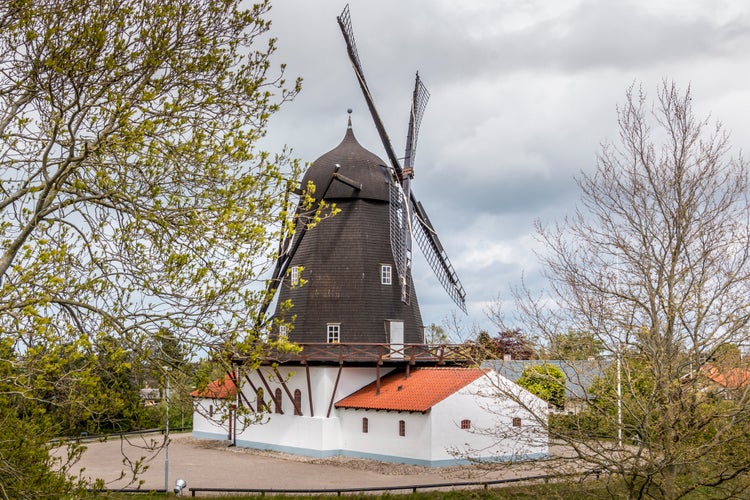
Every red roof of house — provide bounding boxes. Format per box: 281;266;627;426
335;367;486;412
702;364;750;390
190;374;237;399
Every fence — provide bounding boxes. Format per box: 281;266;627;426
186;473;581;497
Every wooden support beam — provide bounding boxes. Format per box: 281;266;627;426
306;364;315;417
256;369;274;412
243;372;261;411
326;364;343;418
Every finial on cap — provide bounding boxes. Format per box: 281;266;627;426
347;108;352;129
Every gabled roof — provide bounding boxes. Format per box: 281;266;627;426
482;359;608;399
335;367;485;412
190;374;236;399
701;363;750;390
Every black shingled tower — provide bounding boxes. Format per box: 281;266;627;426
273;118;424;344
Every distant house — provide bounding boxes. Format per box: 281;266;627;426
681;363;750;400
139;386;162;407
191;374;237;441
191;366;548;466
482;359;609;414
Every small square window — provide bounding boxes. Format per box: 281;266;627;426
327;323;340;343
380;264;392;285
460;419;471;430
512;417;522;427
399;419;406;437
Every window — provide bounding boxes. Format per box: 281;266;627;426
293;389;302;416
327;323;340;343
512;417;522;427
460;419;471;430
274;388;283;414
278;325;287;338
380;264;392;285
398;420;406;437
362;417;369;433
290;266;299;286
209;405;214;418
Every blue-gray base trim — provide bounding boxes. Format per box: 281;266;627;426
192;430;230;441
192;436;550;467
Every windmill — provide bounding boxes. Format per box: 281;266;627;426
261;5;465;345
337;4;466;313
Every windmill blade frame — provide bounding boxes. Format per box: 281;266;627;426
337;5;402;179
411;197;467;313
338;4;467;314
403;73;430;173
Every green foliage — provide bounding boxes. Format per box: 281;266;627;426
516;363;565;408
424;323;449;344
549;329;603;360
0;401;88;498
0;0;312;494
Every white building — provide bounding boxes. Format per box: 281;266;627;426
192;363;548;466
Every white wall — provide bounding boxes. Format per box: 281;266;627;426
233;366;395;456
192;398;231;441
338;409;431;462
430;371;549;463
193;366;549;466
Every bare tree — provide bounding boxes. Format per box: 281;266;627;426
511;82;750;499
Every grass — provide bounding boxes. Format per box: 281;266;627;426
91;480;620;499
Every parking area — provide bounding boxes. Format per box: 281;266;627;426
65;432;550;493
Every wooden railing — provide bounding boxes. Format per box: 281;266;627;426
261;342;478;365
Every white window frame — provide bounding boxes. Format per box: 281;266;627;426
380;264;392;285
290;266;299;286
327;323;340;344
278;325;287;338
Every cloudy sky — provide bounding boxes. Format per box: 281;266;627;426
259;0;750;337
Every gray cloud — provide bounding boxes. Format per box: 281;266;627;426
262;0;750;333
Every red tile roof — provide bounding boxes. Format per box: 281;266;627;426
190;374;237;399
702;364;750;390
335;367;486;412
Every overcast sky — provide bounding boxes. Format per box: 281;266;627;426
260;0;750;338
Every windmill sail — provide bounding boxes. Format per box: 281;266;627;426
403;74;429;173
338;4;467;314
411;198;467;313
337;5;402;179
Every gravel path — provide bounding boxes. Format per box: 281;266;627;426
62;432;555;493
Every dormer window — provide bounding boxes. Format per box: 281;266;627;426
380;264;392;285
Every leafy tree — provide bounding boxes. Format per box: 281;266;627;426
424;323;449;344
549;329;603;360
0;0;309;492
512;82;750;499
495;329;535;360
473;329;535;360
474;330;500;359
517;363;565;408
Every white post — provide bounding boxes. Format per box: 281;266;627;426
165;373;170;492
617;348;622;448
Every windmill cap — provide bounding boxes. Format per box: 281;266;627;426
302;119;391;202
